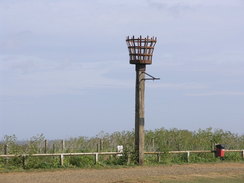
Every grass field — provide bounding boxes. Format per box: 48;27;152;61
122;173;244;183
0;162;244;183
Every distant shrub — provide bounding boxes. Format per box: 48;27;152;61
224;152;243;161
1;128;244;170
67;156;94;168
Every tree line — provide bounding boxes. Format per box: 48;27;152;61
1;127;244;155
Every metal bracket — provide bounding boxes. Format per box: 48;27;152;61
143;72;160;81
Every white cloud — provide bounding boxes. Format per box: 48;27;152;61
0;54;210;97
0;54;133;97
0;0;244;97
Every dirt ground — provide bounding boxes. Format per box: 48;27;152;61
0;163;244;183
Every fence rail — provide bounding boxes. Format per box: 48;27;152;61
1;150;244;168
145;150;244;162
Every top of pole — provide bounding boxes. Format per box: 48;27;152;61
126;35;157;65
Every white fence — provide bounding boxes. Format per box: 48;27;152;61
1;150;244;167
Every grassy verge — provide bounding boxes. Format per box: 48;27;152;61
119;173;244;183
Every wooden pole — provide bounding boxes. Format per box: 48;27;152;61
100;139;103;152
127;153;131;165
61;140;65;152
187;151;190;162
157;153;161;163
53;144;55;153
95;153;99;164
4;144;8;164
152;138;155;150
44;140;48;153
135;64;146;165
4;144;8;155
22;155;26;169
60;154;64;166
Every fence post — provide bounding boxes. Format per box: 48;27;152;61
4;144;8;154
187;151;190;163
100;139;103;151
22;155;26;169
61;140;65;152
60;154;64;166
157;153;161;163
242;150;244;159
4;144;9;164
44;140;48;153
53;144;55;153
127;153;131;165
95;153;99;164
212;150;215;158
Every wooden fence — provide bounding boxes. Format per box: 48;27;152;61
146;150;244;163
1;150;243;168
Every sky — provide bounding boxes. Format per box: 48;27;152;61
0;0;244;140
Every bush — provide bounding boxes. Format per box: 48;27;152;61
67;156;94;168
25;156;60;169
224;152;243;161
190;153;217;163
1;128;244;170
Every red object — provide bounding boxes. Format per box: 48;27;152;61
216;149;225;157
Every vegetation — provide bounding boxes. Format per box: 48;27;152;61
0;128;243;170
125;174;244;183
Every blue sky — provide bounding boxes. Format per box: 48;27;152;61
0;0;244;139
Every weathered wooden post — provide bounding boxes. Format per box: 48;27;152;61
4;144;8;164
95;153;99;164
60;154;64;166
100;139;103;152
157;153;161;163
152;138;155;150
61;140;65;152
127;153;131;165
126;36;158;165
4;144;8;155
52;143;55;153
22;155;27;169
187;151;190;163
44;140;48;153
